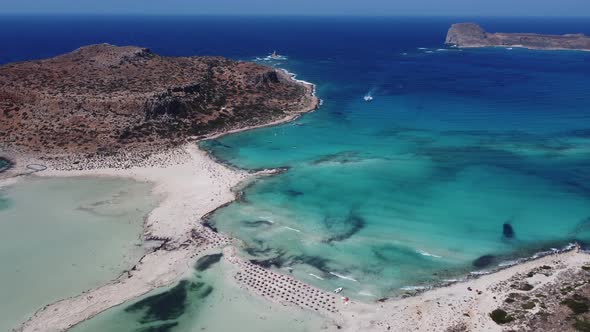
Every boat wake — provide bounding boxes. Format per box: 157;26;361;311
329;272;359;282
284;226;302;233
417;249;442;258
309;273;324;280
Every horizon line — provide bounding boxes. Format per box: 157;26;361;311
1;13;590;18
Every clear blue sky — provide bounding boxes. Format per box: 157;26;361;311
2;0;589;16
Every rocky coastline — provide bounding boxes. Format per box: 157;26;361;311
0;44;318;158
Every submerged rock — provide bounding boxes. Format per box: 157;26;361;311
503;223;515;239
194;253;223;271
473;255;496;268
285;189;304;197
250;255;286;269
323;213;366;243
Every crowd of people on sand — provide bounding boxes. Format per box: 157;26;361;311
37;146;193;171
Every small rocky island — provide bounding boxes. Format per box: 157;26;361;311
0;44;317;157
446;23;590;51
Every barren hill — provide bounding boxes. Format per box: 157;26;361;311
0;44;317;156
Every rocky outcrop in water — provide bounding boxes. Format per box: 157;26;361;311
0;44;318;156
446;23;590;51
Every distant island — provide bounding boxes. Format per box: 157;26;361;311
0;44;317;158
446;23;590;51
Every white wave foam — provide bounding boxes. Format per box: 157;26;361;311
256;55;288;62
498;259;520;267
309;273;324;280
400;285;427;291
470;270;491;276
329;272;359;282
417;250;442;258
418;47;428;50
279;68;317;97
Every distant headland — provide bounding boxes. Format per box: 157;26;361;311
446;23;590;51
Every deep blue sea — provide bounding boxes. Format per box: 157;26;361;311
2;15;590;330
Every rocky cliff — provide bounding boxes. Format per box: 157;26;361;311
446;23;590;51
0;44;317;155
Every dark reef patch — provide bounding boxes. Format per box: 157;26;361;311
250;254;286;269
323;213;366;243
244;246;275;256
290;254;333;274
194;253;223;271
243;244;284;257
473;255;496;268
285;189;304;197
125;280;213;326
503;223;515;239
125;280;190;323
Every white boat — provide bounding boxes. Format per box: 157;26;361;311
363;94;373;102
334;287;343;294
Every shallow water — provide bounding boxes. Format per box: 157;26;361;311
0;177;156;331
72;252;332;332
0;158;9;172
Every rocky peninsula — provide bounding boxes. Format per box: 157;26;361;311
0;44;317;160
446;23;590;51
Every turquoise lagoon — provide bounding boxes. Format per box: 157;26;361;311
202;48;590;298
0;177;156;331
